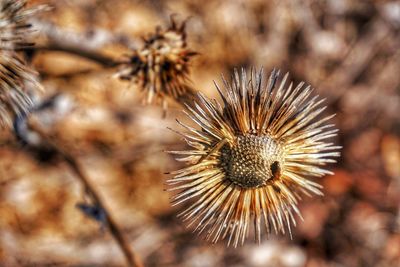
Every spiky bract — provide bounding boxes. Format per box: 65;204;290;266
0;0;42;126
167;69;340;247
0;0;39;50
117;16;197;110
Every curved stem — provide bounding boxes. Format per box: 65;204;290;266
28;124;143;267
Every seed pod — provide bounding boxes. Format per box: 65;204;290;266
117;16;197;112
0;0;39;50
0;52;41;126
0;0;43;127
167;68;341;247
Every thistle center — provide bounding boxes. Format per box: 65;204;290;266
220;134;283;188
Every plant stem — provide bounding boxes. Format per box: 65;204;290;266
29;124;143;267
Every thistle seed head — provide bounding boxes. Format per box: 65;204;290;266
117;16;197;110
167;68;341;247
0;0;42;50
220;134;284;188
0;0;42;127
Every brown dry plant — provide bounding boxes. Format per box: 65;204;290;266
0;0;43;126
117;16;197;112
167;68;341;247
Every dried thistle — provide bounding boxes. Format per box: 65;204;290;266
167;69;340;247
117;16;197;111
0;0;43;127
0;0;42;50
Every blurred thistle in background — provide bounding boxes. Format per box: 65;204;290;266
117;16;197;112
168;69;340;247
0;0;42;126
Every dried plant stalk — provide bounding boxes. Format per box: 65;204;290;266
31;16;198;113
167;68;340;247
26;121;143;267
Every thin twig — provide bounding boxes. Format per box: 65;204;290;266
29;124;143;267
31;19;133;67
33;43;121;67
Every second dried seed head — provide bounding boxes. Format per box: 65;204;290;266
0;0;43;127
117;16;197;111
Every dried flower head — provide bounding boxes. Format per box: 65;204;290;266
117;16;197;110
0;0;40;50
167;69;340;247
0;0;43;126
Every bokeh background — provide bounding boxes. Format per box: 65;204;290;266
1;0;400;266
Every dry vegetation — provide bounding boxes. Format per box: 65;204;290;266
0;0;399;266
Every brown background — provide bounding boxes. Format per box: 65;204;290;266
0;0;399;266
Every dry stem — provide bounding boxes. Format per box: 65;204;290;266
29;123;143;267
